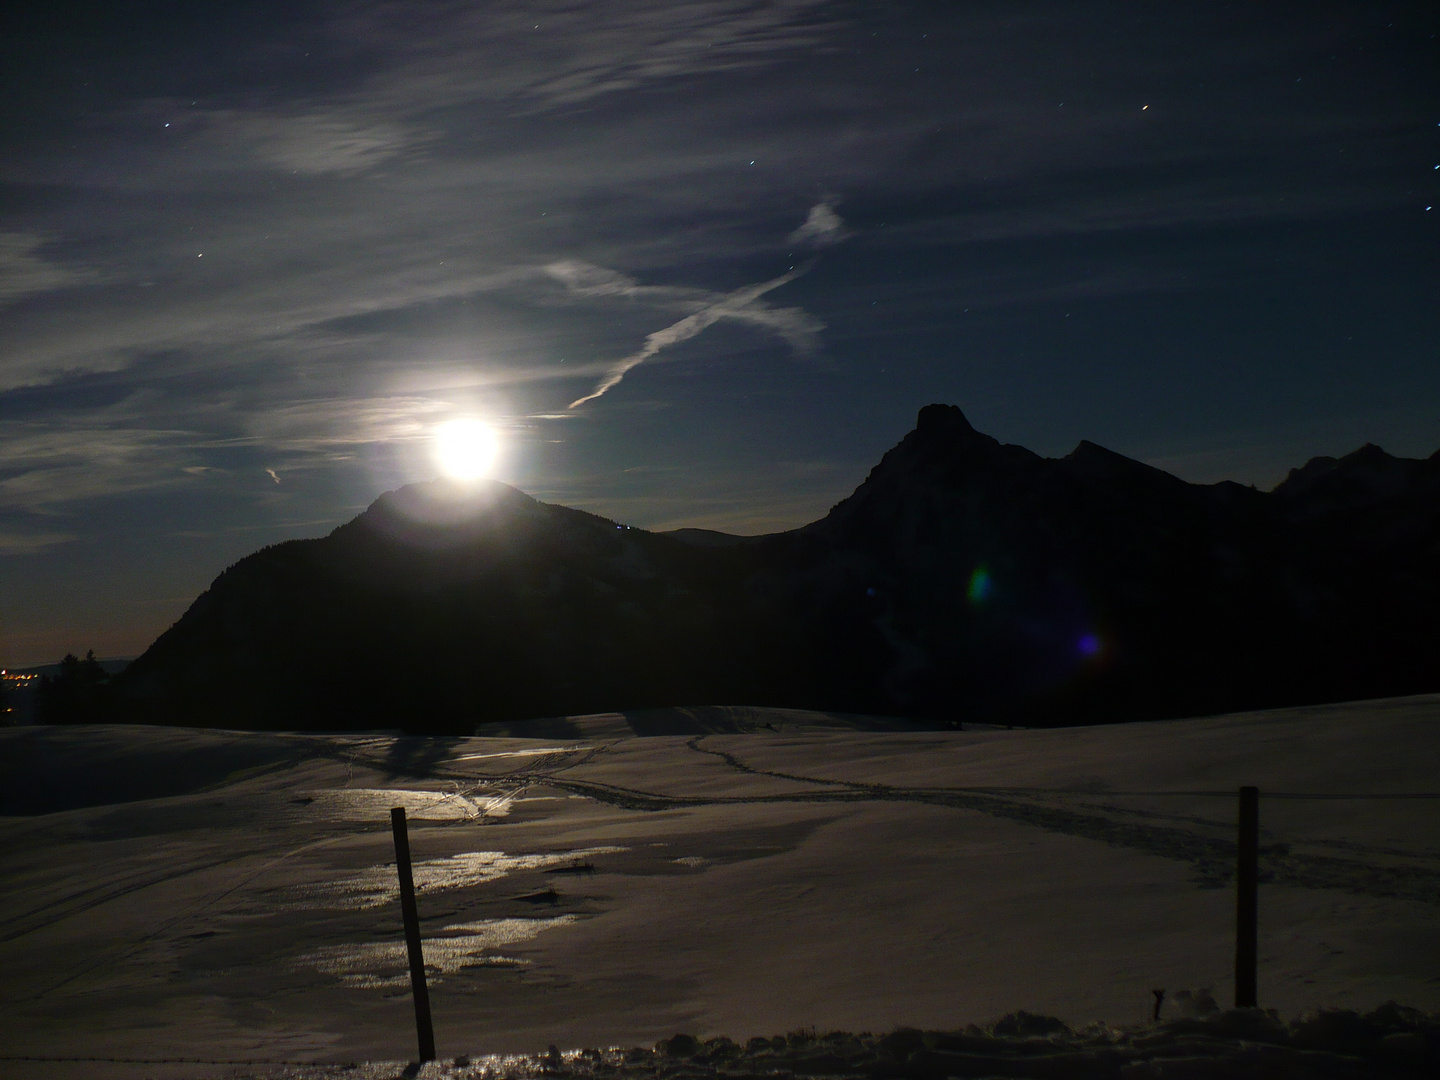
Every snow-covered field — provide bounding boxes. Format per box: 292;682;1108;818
1;698;1438;1078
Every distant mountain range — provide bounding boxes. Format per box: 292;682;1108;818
117;405;1440;732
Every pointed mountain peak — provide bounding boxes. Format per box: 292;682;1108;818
1273;442;1438;507
915;403;976;437
1337;442;1394;466
1066;439;1127;463
1062;439;1180;486
900;402;996;458
1279;444;1396;488
807;404;998;532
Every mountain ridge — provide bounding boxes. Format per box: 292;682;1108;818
115;406;1440;732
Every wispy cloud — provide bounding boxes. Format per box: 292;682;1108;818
206;109;420;175
0;393;456;510
567;264;820;409
114;0;844;188
787;200;850;248
330;0;843;117
541;260;705;305
0;423;194;510
0;233;92;305
0;529;78;556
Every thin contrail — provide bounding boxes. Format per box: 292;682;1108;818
568;263;814;409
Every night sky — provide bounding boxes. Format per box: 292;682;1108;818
2;1;1437;667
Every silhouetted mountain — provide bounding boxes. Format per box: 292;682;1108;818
117;405;1440;732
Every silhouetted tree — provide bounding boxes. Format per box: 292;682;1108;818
37;650;114;724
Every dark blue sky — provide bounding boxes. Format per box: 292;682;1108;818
2;0;1437;665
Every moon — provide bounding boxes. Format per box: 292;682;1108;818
433;419;499;481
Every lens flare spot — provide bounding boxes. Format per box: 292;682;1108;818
1078;633;1101;657
434;419;498;481
967;565;992;604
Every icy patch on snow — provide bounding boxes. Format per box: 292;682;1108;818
282;847;626;909
451;747;584;761
298;788;515;822
297;916;580;987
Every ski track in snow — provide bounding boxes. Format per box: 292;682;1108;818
341;735;1440;908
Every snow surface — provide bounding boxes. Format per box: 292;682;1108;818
1;696;1438;1078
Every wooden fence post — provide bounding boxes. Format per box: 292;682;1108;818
1235;786;1259;1008
391;806;436;1062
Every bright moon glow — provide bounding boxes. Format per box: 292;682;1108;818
433;419;498;481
